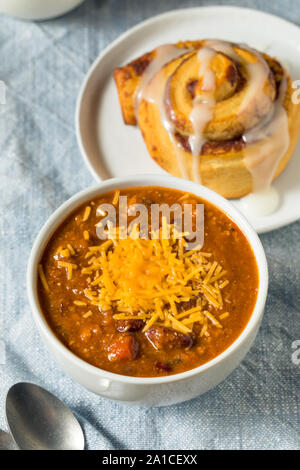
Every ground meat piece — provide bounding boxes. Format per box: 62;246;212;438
145;326;194;351
116;319;145;332
107;334;140;362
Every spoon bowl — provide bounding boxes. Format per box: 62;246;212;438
6;383;84;450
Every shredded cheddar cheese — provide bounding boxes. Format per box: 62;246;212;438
112;190;120;206
74;222;229;333
48;217;230;333
83;310;93;318
38;264;49;292
82;206;91;222
67;244;75;255
57;261;77;280
220;312;230;320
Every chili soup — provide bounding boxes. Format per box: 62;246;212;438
38;186;259;377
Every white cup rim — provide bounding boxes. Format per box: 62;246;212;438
27;174;268;385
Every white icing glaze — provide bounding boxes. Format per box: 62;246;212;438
240;186;280;216
240;59;271;112
204;39;272;114
143;74;190;178
189;48;216;183
138;40;290;208
203;39;289;200
135;44;187;113
243;77;289;192
140;45;191;178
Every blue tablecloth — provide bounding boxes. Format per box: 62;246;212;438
0;0;299;450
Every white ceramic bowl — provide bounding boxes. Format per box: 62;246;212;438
27;175;268;406
0;0;85;20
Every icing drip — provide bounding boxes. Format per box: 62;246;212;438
189;48;216;183
241;186;280;216
140;45;191;178
243;76;289;192
135;44;188;113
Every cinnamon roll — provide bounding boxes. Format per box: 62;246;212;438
114;40;300;198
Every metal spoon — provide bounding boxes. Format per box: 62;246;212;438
5;382;85;450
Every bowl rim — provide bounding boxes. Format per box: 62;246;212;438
27;174;268;385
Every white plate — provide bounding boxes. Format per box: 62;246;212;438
76;6;300;234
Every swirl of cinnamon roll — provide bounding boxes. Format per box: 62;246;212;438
114;40;300;198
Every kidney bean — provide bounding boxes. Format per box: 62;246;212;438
116;319;145;332
145;326;194;351
108;334;140;362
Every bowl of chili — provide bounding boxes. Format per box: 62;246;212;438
27;174;268;406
